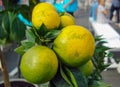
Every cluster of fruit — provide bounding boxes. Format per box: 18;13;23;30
16;2;95;86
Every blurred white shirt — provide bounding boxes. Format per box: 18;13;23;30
97;5;108;24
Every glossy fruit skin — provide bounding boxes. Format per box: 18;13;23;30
60;13;76;27
53;25;95;67
20;45;58;84
32;2;60;30
79;60;93;77
33;2;56;11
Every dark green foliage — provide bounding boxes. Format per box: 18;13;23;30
49;64;88;87
88;35;112;87
0;11;26;44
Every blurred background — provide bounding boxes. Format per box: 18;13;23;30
0;0;120;87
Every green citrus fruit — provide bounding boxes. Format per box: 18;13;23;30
53;25;95;67
20;45;58;84
60;13;76;27
79;60;93;77
32;2;60;30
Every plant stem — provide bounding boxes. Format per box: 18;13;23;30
0;48;11;87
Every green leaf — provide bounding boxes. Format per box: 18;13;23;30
15;39;35;55
65;67;88;87
65;67;78;87
8;12;17;24
21;40;35;49
15;37;35;55
107;52;114;58
26;29;36;43
1;12;10;33
0;12;9;43
103;64;111;69
96;41;108;46
37;24;48;37
10;14;26;43
29;28;42;44
14;45;26;55
60;64;73;86
116;58;120;62
50;64;88;87
50;70;70;87
59;12;65;16
44;30;61;40
94;35;104;42
0;25;8;40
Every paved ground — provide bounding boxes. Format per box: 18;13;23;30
0;7;120;87
102;69;120;87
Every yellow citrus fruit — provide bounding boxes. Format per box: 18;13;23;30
32;2;56;12
20;45;58;84
78;60;93;77
32;3;60;30
60;13;76;27
53;25;95;67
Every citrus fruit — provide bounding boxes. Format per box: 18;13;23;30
32;2;56;12
20;45;58;84
53;25;95;67
60;13;76;27
32;2;60;30
79;60;93;77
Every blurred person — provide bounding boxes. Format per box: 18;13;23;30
0;0;4;11
53;0;65;12
96;0;108;23
73;0;82;17
89;0;98;21
84;0;89;10
110;0;120;24
89;0;93;7
77;0;83;9
84;0;92;10
105;0;111;10
63;0;78;16
80;0;85;9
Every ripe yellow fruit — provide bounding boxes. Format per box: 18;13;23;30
32;2;60;30
60;13;76;27
20;45;58;84
32;2;56;12
53;25;95;67
79;60;93;77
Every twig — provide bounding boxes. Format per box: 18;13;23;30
0;47;11;87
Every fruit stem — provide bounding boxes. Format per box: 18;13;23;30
0;47;11;87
